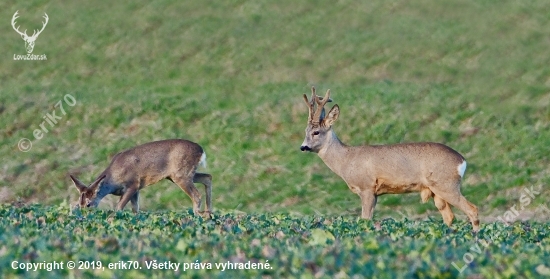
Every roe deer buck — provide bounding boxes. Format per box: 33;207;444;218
300;87;479;231
70;139;212;216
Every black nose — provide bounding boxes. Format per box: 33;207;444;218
300;146;311;151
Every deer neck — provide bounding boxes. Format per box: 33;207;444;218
317;130;349;175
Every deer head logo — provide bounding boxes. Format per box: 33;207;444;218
11;11;48;54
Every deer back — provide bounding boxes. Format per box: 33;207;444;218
323;142;466;195
104;139;204;188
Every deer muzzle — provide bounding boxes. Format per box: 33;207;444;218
86;199;99;208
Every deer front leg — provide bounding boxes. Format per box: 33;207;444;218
116;186;138;211
129;191;140;213
358;190;377;219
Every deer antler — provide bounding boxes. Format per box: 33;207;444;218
312;89;331;124
315;90;332;105
303;86;316;123
11;11;48;39
303;87;333;124
11;11;28;38
31;13;48;38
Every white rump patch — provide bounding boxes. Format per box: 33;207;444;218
199;152;207;169
457;160;467;178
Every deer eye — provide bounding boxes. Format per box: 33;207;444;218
313;131;320;136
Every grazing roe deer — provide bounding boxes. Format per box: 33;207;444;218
300;87;479;231
70;139;212;215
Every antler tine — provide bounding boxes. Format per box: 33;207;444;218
317;89;331;105
310;86;317;104
11;11;19;25
303;93;314;109
312;89;331;123
303;94;314;122
41;14;48;29
33;13;48;38
303;86;318;122
315;89;332;105
11;11;27;37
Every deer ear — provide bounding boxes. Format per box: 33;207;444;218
323;104;339;127
89;174;106;191
70;175;88;192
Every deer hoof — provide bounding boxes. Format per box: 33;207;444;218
198;211;213;218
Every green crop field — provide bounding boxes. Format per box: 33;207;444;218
1;205;549;278
1;0;549;278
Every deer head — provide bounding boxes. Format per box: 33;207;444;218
70;174;106;208
11;11;49;54
300;87;338;153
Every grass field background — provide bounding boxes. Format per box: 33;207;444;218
2;0;549;219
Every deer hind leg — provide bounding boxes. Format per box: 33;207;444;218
434;195;454;226
171;175;202;214
421;188;454;225
193;173;212;214
358;190;377;219
430;184;479;232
